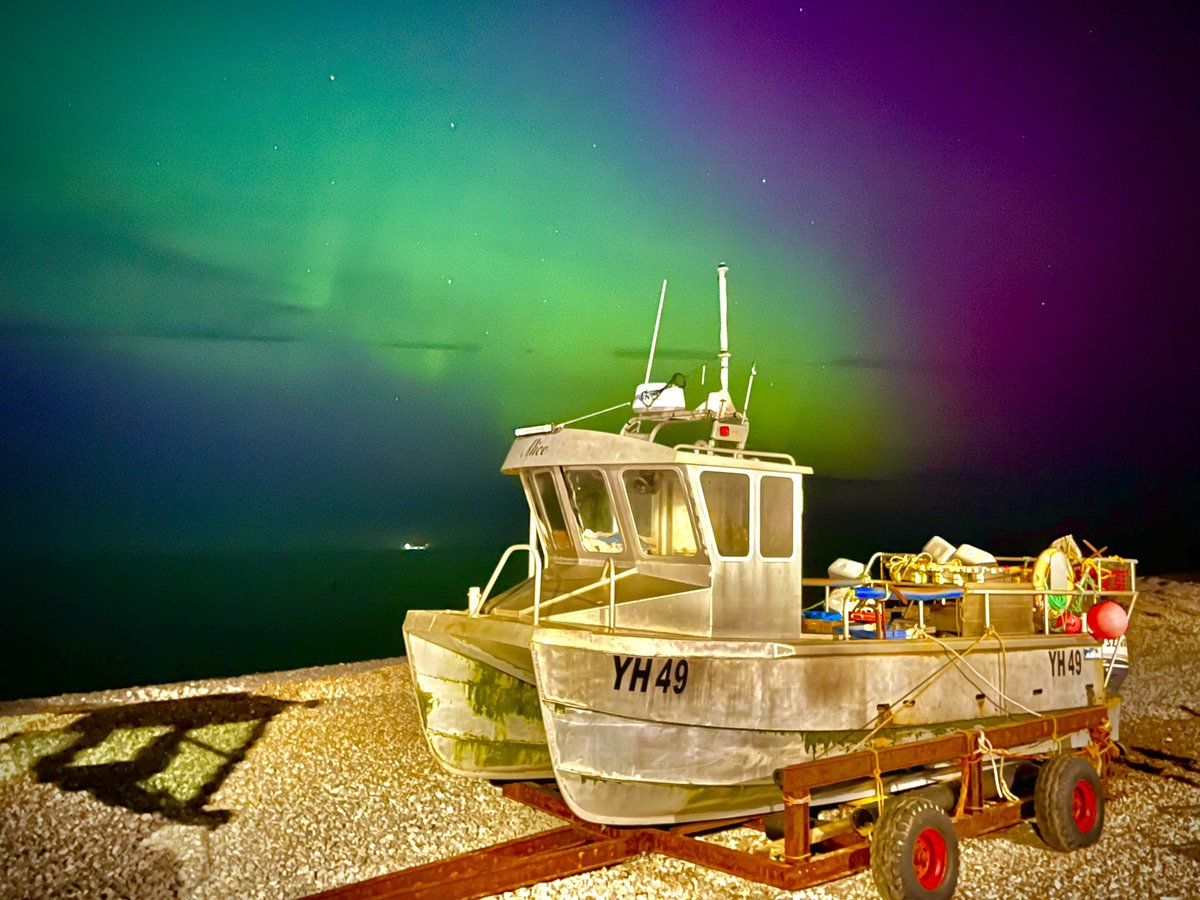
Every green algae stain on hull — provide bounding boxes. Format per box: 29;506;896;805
415;686;435;727
431;732;552;773
464;662;543;725
408;640;552;778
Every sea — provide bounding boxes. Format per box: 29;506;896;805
1;545;517;703
4;496;1181;703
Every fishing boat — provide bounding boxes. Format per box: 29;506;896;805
402;266;1136;825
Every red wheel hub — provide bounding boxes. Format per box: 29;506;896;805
1072;779;1098;831
913;827;948;890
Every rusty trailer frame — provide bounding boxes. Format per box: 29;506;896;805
308;705;1114;900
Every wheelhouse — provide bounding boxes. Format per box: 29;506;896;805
486;428;813;639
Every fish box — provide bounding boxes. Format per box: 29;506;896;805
802;618;838;634
925;583;1036;636
801;610;841;634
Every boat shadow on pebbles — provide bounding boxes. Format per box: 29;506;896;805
1;692;314;827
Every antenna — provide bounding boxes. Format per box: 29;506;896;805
631;278;687;415
644;279;667;383
743;361;758;416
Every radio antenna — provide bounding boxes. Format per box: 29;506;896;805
644;279;667;383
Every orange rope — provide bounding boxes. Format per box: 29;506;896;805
1083;717;1118;776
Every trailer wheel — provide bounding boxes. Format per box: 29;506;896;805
871;795;959;900
1034;754;1104;851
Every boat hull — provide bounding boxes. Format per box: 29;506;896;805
403;609;550;778
532;628;1115;824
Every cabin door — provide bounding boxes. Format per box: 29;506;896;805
694;469;804;639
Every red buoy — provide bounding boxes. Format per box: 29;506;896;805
1086;600;1129;640
1057;611;1082;634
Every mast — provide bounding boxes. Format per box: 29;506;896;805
717;264;731;398
701;263;736;419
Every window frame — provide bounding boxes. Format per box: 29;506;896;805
617;465;704;562
756;473;798;562
524;469;578;561
561;466;632;559
697;468;753;560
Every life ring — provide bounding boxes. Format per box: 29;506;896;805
1032;547;1074;611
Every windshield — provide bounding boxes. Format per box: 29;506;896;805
564;468;624;554
531;470;573;556
622;468;698;557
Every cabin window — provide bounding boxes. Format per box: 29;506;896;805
622;469;698;558
699;471;750;558
532;470;573;555
564;468;624;553
759;476;795;559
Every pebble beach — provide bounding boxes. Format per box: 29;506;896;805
2;576;1198;899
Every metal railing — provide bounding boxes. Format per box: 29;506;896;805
673;443;798;466
474;543;640;629
530;562;638;627
812;557;1139;668
473;543;543;621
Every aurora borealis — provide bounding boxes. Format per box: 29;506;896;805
2;2;1198;693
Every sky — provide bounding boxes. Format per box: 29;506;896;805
2;1;1198;569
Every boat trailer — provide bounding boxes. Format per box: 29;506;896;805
308;705;1116;900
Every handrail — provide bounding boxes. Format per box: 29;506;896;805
864;551;1142;581
475;543;542;622
608;559;616;628
475;544;641;625
821;579;1137;641
480;544;532;603
529;565;639;622
1105;560;1137;686
672;443;797;466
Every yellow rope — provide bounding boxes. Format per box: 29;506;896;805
977;732;1021;801
923;629;1044;719
827;631;993;759
870;746;887;812
953;730;978;818
1082;717;1118;776
783;792;810;810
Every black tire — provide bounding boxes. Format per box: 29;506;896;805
871;795;959;900
1034;753;1104;851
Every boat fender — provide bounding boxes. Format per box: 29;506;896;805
1086;600;1129;640
829;558;866;580
826;586;854;613
921;535;957;565
951;543;997;566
